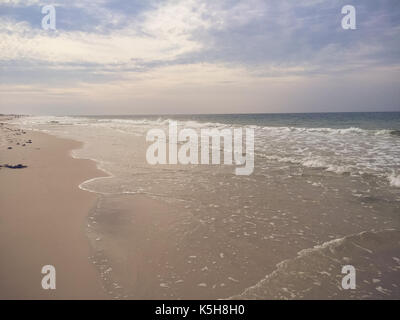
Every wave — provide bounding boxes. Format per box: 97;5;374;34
261;126;400;137
291;159;351;175
13;115;400;139
389;129;400;137
229;229;400;300
263;155;352;174
14;116;400;180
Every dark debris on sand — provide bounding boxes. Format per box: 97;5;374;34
1;122;31;170
0;164;28;169
1;125;33;149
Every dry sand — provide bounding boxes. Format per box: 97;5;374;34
0;116;108;299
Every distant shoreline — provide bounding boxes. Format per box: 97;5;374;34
2;111;399;118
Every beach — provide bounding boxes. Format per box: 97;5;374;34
0;116;107;299
1;113;399;300
2;0;399;304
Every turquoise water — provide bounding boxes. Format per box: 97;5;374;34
83;112;400;131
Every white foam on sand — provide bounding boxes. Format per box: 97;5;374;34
388;173;400;188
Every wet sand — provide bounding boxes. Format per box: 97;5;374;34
0;116;108;299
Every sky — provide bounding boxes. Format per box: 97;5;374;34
0;0;399;115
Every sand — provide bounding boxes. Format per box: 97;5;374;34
0;116;108;299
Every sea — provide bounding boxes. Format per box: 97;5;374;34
13;112;400;299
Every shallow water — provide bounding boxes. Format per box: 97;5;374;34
14;112;400;299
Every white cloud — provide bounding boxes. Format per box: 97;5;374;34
1;0;399;114
0;0;217;65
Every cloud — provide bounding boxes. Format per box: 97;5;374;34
0;0;399;114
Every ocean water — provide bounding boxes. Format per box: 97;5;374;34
14;112;400;299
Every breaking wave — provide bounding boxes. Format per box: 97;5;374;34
229;229;400;300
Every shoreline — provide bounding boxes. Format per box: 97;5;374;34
0;118;108;299
2;115;399;299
